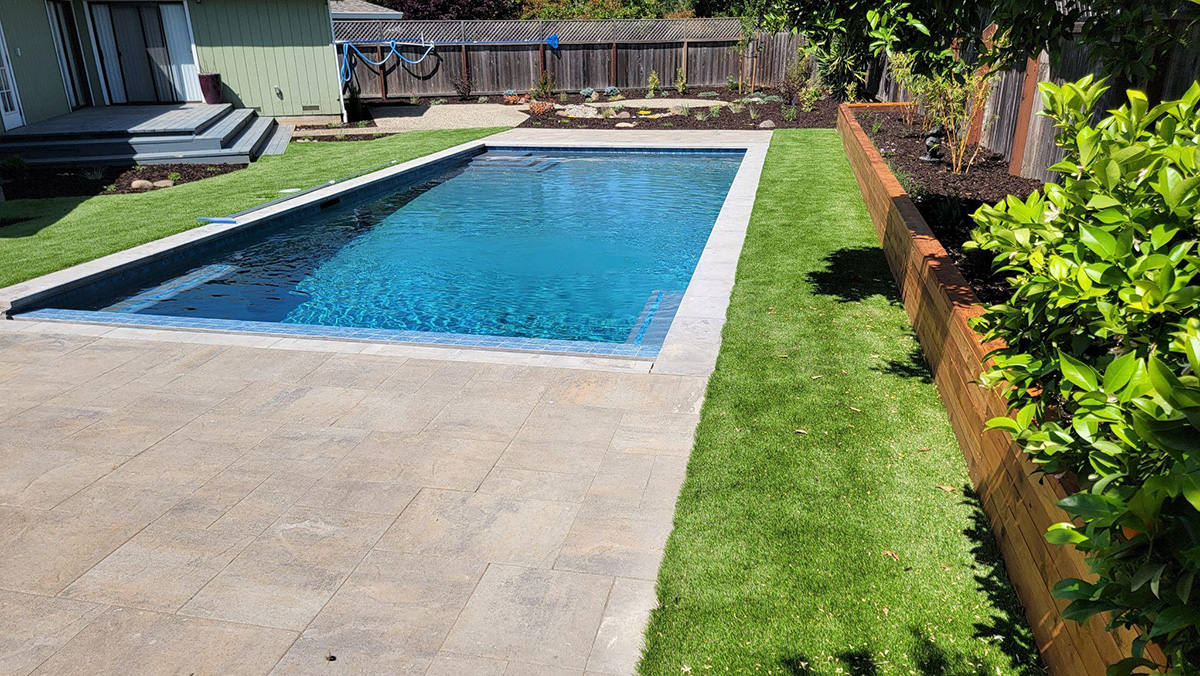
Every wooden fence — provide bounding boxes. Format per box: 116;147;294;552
333;19;804;98
873;24;1200;182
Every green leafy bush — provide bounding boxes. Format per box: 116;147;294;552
968;76;1200;674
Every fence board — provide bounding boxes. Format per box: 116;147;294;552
335;19;803;98
980;66;1026;161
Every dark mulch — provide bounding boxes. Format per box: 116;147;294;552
518;97;838;131
295;119;377;132
292;133;395;144
863;111;1044;305
0;163;243;200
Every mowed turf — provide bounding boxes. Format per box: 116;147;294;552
0;128;504;289
638;130;1043;675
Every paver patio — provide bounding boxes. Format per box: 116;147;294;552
0;322;706;675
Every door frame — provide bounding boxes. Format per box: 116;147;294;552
83;0;200;106
45;0;95;110
0;20;26;130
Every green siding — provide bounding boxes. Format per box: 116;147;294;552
190;0;341;117
0;0;71;132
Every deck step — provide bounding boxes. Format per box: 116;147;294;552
260;124;294;156
0;105;280;166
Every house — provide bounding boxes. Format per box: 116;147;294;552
0;0;349;163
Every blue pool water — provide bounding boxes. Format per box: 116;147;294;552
45;148;743;346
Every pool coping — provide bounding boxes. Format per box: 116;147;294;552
1;129;771;375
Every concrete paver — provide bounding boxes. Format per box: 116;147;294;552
0;323;705;674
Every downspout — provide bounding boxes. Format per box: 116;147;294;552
326;0;347;123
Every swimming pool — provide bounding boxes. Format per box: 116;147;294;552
22;147;745;357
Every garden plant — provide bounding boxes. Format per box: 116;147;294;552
969;76;1200;674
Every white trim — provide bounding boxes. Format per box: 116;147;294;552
45;1;78;109
82;1;112;105
326;0;347;123
181;0;201;87
0;21;26;131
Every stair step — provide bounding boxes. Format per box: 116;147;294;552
57;117;278;165
260;124;294;156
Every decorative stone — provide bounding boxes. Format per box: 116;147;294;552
669;106;684;115
615;111;631;119
559;104;599;118
757;120;776;129
130;180;154;190
588;92;601;102
614;122;636;128
152;180;175;188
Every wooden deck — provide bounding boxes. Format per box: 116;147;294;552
4;105;234;138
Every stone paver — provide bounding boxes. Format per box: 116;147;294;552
0;323;706;674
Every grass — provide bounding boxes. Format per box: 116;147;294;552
639;130;1043;675
0;128;505;289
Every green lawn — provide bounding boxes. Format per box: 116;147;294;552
0;128;504;289
639;130;1043;675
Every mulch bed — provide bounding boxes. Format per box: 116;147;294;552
293;133;395;144
0;163;243;200
388;87;771;107
863;111;1043;305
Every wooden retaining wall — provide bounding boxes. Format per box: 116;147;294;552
836;103;1156;675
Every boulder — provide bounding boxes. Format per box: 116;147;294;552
615;111;631;119
152;180;175;188
615;122;637;128
130;179;154;190
757;120;777;129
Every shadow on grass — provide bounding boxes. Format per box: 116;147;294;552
957;486;1046;675
0;197;89;239
806;245;900;304
874;342;934;384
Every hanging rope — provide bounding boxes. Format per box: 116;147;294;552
339;40;436;83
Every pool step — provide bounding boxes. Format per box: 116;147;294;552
469;155;560;173
626;290;685;346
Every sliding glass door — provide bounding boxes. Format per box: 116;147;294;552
90;2;200;104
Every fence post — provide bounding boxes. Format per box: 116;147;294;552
1008;55;1042;176
682;40;688;83
611;43;617;87
377;46;386;100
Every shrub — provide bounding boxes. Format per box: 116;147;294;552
477;95;488;103
919;68;992;174
527;99;555;116
698;91;719;98
345;85;367;123
780;55;807;105
167;172;182;182
599;107;614;119
782;105;797;122
647;70;660;97
968;76;1200;674
532;71;554;100
559;92;567;103
747;105;758;120
760;94;783;103
580;87;595;98
674;68;687;95
408;95;420;105
680;105;690;117
429;98;447;106
695;110;708;122
729;102;744;114
503;89;517;97
451;71;472;99
604;86;620;97
726;75;738;90
709;105;721;118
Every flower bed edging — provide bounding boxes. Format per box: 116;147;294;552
835;102;1151;675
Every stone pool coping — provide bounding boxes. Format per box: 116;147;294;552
0;129;771;376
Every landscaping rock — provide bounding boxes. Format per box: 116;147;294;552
152;180;175;188
758;120;777;129
670;106;684;115
615;111;631;119
615;122;637;128
558;104;599;118
130;179;154;191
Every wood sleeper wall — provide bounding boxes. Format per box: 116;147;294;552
836;103;1158;675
